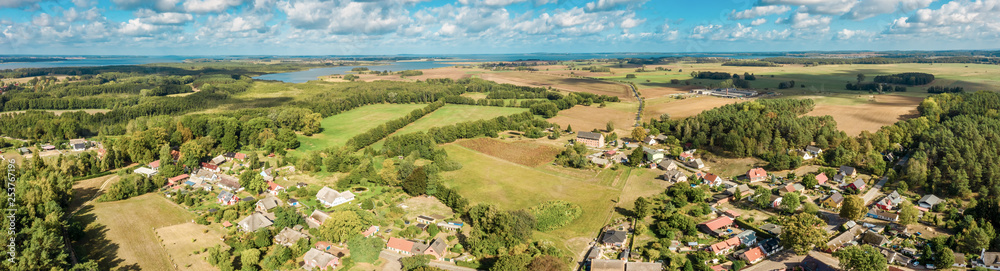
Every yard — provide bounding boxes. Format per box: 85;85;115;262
73;194;195;270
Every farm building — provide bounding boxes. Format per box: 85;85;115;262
133;167;157;177
576;132;605;147
167;174;188;185
919;194;942;209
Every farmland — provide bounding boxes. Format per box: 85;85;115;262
478;71;633;99
548;104;638;135
391;104;528;135
455;137;561;167
803;94;922;136
295;103;427;152
155;223;227;271
73;194;195;271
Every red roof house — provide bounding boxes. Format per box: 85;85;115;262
741;247;766;264
168;174;189;185
149;160;161;170
235;153;247;160
747;167;767;182
703;173;723;186
267;181;285;195
201;162;219;172
815;173;828;185
386;238;416;255
709;237;741;255
698;216;735;237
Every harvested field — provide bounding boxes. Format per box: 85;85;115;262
643;96;741;120
456;138;561;167
478;72;632;99
639;86;697;98
549;105;637;134
155;222;227;271
804;95;922;136
74;194;194;270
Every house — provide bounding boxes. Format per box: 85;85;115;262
223;152;237;161
361;225;379;237
416;215;436;224
761;223;782;236
815;173;829;186
192;170;218;182
218;175;241;191
658;159;679;171
266;181;285;195
148;160;161;170
436;221;462;231
757;238;782;255
686;159;705;169
833;173;847;183
576;131;605;147
261;168;276;181
17;147;30;154
40;144;56;151
590;259;625;271
255;197;282;213
210;155;226;166
167;174;189;185
726;184;753;198
839;165;857;177
736;230;758;246
239;212;274;232
626;261;662;271
592;157;612;168
306;210;330;229
663;169;688;183
217;191;239;205
723;209;741;219
747;168;767;182
709;237;741;255
954;252;967;268
415;237;447;260
642;135;657;145
302;248;339;270
801;254;839;271
825;224;865;252
781;183;803;194
316;186;356;207
642;147;665;163
679;150;695;162
287;198;299;206
275;227;310;246
861;231;889;247
70;138;88;151
741;247;766;264
698;216;735;237
133;167;158;177
201;162;220;172
796;149;814;160
875;191;903;210
702;173;723;187
601;230;628;247
982;251;1000;270
234;152;247;161
918;194;942;209
847;178;866;191
806;146;823;156
822;192;844;209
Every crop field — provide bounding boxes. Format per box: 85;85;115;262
295;103;427;152
155;222;227;270
455;138;561;167
804;94;922;136
74;194;194;270
549;104;638;134
391;104;527;135
643;95;742;120
477;71;633;99
440;144;620;256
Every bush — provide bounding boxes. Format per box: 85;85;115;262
529;200;583;231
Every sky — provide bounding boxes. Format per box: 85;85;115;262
0;0;998;55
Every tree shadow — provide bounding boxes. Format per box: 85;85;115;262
613;207;635;218
71;204;134;270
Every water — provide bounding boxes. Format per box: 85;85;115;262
253;61;453;83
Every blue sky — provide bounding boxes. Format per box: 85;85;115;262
0;0;997;55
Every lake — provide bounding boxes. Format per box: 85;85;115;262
252;61;454;83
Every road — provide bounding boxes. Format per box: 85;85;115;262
379;250;479;271
861;176;889;205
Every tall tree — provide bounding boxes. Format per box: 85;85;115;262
606;121;615;132
897;201;920;226
840;195;865;221
781;213;828;254
634;197;650;219
526;255;566;271
834;245;887;271
631;127;648;142
782;192;801;213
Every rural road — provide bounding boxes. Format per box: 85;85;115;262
861;176;889;205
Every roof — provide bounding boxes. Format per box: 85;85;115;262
201;162;218;170
663;169;686;181
782;183;798;193
576;131;603;141
602;230;627;244
303;248;338;268
69;138;87;145
710;237;740;252
307;210;330;228
736;230;757;243
983;252;1000;265
256;197;282;210
625;262;662;271
586;246;602;259
234;153;247;160
700;216;734;231
726;184;751;195
210;155;226;165
815;173;829;184
658;159;677;168
850;178;866;189
219;176;240;190
149;160;161;168
954;252;966;265
743;247;765;262
361;225;379;236
861;231;889;246
239;212;274;232
703;173;721;182
826;224;865;249
919;194;941;205
267;181;283;191
748;167;767;179
590;259;625;271
274;227;309;245
426;237;446;255
825;192;844;204
761;223;782;235
133;167;157;175
839;165;856;175
168;174;189;183
316;186;354;204
386;237;415;252
806;146;823;153
724;209;741;218
217;191;235;200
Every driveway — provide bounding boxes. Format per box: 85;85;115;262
861;176;889;205
380;250;403;271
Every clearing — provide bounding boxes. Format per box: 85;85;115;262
478;72;633;99
392;104;528;135
455;138;561;167
804;94;922;136
73;194;194;271
295;103;427;152
155;222;228;271
549;104;638;134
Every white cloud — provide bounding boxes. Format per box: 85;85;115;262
843;0;935;20
788;12;831;29
835;28;874;39
437;23;459;36
0;0;46;8
280;0;413;35
729;5;791;20
760;0;857;15
620;16;644;29
135;9;193;25
458;0;527;6
584;0;646;11
112;0;182;11
690;23;757;41
751;18;767;26
183;0;244;13
884;0;1000;38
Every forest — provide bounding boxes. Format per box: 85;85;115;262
760;56;1000;65
872;72;935;85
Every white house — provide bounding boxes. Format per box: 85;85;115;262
133;167;158;177
316;186;356;208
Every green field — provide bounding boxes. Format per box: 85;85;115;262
393;105;528;135
295;103;427;152
440;144;621;257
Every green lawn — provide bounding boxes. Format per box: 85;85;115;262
393;105;528;135
440;144;620;257
294;103;427;152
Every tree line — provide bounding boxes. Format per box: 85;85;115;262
872;72;935;86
